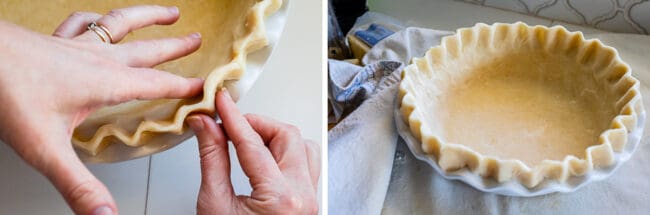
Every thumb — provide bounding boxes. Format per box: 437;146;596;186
187;114;235;212
42;147;117;215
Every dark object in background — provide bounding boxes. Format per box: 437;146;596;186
328;1;351;59
331;0;368;34
328;0;368;59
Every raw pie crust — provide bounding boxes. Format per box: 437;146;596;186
0;0;282;155
399;23;644;188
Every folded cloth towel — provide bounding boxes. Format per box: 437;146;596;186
328;60;402;122
362;27;452;65
328;27;453;123
327;12;407;123
328;72;400;215
328;27;452;215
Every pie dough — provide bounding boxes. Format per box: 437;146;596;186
0;0;282;155
399;23;644;188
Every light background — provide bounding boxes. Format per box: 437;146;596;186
458;0;650;35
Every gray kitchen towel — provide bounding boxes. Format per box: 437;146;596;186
328;60;403;123
328;27;453;123
328;27;452;215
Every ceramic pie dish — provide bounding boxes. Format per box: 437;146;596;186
0;0;283;158
398;22;645;191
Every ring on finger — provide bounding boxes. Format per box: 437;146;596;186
86;21;114;44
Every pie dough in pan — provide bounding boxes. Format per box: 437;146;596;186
398;23;645;192
0;0;283;158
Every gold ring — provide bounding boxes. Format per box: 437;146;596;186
87;22;114;44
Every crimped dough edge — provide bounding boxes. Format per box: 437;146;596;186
72;0;283;155
398;22;644;188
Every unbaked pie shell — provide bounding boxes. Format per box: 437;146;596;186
399;23;645;188
0;0;282;156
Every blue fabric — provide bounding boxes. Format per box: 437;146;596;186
354;24;395;46
328;60;402;122
333;61;401;103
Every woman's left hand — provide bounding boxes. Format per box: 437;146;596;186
0;5;204;215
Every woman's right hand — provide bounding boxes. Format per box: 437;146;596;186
188;89;321;215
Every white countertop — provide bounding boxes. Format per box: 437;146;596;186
0;0;322;214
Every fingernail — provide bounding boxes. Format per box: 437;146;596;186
187;115;204;131
168;6;179;14
221;87;231;100
93;206;113;215
190;32;202;39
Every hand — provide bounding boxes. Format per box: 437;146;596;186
0;5;203;215
187;89;321;215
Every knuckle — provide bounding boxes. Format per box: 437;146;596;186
277;192;318;214
176;37;201;51
168;76;192;95
243;113;259;120
279;193;304;212
282;124;301;137
107;76;135;103
106;10;126;21
230;128;252;142
144;5;167;12
65;180;100;205
132;42;160;64
149;40;164;53
69;11;87;19
235;135;260;147
198;142;219;162
106;89;127;105
125;40;146;49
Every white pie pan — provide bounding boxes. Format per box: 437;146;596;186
393;90;646;197
78;0;290;163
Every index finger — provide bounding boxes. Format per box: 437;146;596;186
102;67;204;105
215;88;284;183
